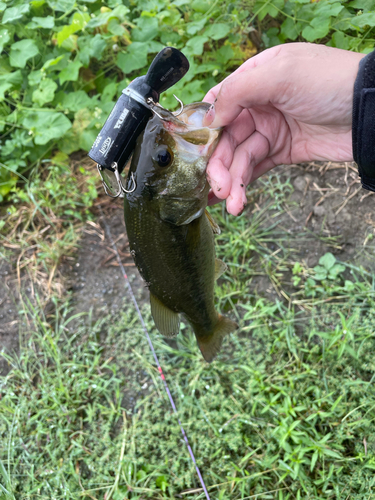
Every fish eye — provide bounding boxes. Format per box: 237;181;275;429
155;147;173;167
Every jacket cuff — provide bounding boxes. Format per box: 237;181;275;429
352;50;375;192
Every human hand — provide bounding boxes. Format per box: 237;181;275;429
203;43;366;215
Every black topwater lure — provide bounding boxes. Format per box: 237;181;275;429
88;47;189;196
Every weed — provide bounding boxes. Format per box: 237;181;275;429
1;232;375;499
0;156;97;298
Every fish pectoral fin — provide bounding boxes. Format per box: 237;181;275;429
205;209;221;235
196;315;238;363
150;293;180;338
215;258;227;280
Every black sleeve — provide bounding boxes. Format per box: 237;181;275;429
352;50;375;192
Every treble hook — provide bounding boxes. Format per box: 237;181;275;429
97;163;136;199
172;94;184;116
146;95;184;120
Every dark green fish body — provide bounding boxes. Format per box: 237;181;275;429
124;103;237;361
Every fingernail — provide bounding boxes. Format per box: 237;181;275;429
203;103;215;127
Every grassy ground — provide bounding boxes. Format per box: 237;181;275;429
1;167;375;499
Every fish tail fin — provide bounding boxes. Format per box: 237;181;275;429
196;315;238;363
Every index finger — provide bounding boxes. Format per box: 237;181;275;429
204;45;281;103
206;45;284;128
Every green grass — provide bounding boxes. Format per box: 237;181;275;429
1;174;375;499
0;156;97;298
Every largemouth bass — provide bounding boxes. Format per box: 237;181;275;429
124;102;237;362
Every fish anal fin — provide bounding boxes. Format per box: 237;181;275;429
205;209;221;235
215;258;227;280
196;315;238;363
150;293;180;338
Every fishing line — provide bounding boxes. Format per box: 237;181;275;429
98;205;211;500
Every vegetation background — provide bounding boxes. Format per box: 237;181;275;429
1;0;375;498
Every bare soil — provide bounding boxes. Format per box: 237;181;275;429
1;161;375;374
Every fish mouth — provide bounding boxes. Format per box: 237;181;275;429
155;101;222;155
156;101;220;135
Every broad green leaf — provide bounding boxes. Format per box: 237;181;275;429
0;70;23;86
146;40;164;53
9;39;39;69
315;1;344;17
2;4;30;23
116;42;149;74
281;18;299;41
160;30;181;46
26;16;55;29
32;78;58;106
348;0;375;9
302;18;330;42
101;82;117;103
194;62;220;73
0;29;10;54
254;0;284;20
185;35;209;55
176;79;204;103
319;252;336;270
0;2;6;12
47;0;75;12
30;0;46;7
43;55;67;71
351;12;375;27
216;44;234;64
313;265;327;281
78;34;107;65
186;17;207;35
86;5;129;28
132;17;159;42
59;60;83;84
79;128;98;151
0;82;12;101
329;264;346;279
23;111;72;145
331;31;350;50
158;7;181;26
57;12;90;46
60;90;93;111
107;18;126;36
60;33;78;52
59;128;80;154
263;26;282;48
204;23;231;40
28;70;43;86
191;0;211;13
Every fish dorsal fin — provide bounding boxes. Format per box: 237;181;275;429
205;209;221;235
215;258;227;280
150;293;180;338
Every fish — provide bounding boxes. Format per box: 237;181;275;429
124;101;238;362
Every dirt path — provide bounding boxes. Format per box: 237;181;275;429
1;161;375;374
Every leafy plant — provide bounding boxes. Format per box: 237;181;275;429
0;0;253;200
313;252;346;281
256;0;375;52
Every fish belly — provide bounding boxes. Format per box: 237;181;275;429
124;198;217;331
